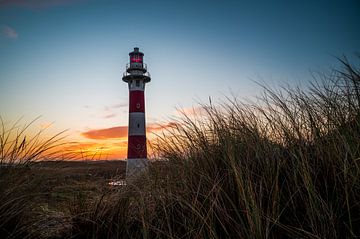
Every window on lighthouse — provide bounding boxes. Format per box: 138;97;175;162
130;55;143;63
136;80;140;87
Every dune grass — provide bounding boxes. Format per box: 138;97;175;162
0;118;68;238
1;56;360;238
65;57;360;238
146;57;360;238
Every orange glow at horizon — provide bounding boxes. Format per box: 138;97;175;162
1;108;194;161
54;121;179;160
58;139;128;160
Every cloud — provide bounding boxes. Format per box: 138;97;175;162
0;25;18;39
63;141;98;151
77;121;180;158
147;122;179;132
0;0;81;9
175;106;208;117
102;105;120;118
111;103;127;109
103;113;117;119
81;126;128;140
81;121;178;140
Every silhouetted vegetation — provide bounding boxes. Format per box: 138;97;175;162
1;56;359;238
0;118;66;238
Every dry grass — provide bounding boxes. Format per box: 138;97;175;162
0;118;68;238
0;117;68;165
1;56;360;238
66;57;360;238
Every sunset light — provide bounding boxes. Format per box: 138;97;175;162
1;1;358;162
1;1;359;237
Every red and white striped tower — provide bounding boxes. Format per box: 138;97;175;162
122;47;151;177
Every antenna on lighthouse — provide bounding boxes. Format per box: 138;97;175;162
122;47;151;178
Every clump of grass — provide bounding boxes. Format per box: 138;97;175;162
0;118;67;239
150;57;360;238
0;117;67;165
68;56;360;238
4;56;359;238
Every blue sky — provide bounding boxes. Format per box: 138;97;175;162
0;0;359;158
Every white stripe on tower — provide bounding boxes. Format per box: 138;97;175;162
128;112;146;136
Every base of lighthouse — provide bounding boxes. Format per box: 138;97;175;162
126;158;149;177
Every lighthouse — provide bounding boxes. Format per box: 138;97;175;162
122;47;151;177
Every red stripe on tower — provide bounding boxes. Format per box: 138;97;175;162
129;90;145;113
127;135;147;158
122;47;151;178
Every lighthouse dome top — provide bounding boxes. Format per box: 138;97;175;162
129;47;144;56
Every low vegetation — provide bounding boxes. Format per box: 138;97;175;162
1;56;359;238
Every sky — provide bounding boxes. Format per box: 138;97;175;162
0;0;359;159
